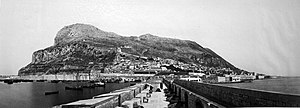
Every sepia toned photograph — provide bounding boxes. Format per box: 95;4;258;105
1;0;300;108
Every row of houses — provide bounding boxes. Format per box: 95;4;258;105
202;74;265;83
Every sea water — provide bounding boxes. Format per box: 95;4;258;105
0;82;134;108
221;77;300;95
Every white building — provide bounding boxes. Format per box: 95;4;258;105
180;77;202;82
189;72;205;77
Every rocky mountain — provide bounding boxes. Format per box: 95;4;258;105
18;23;237;75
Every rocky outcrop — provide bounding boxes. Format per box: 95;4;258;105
18;23;237;75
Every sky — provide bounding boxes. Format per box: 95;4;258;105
0;0;300;76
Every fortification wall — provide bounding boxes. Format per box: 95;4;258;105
171;79;300;107
59;84;145;108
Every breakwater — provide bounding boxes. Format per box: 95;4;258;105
56;79;169;108
56;83;146;108
18;74;149;81
164;79;300;107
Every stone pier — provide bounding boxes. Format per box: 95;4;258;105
57;83;146;108
164;79;300;107
56;79;168;108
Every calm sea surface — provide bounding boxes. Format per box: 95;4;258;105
221;77;300;95
0;82;135;108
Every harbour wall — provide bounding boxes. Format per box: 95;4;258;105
19;74;93;80
18;73;155;81
164;79;300;107
57;83;146;108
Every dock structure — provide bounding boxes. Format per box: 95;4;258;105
164;79;300;107
54;78;300;108
56;83;147;108
121;79;169;108
61;96;117;108
138;89;169;108
55;79;169;108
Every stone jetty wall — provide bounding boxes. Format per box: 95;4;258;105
58;83;146;108
94;96;119;108
165;79;300;107
20;74;94;80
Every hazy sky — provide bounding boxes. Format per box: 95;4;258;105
1;0;300;76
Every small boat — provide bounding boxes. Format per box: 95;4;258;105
4;80;14;84
82;84;96;88
50;80;60;83
45;91;59;95
88;80;97;83
94;82;105;87
23;80;33;82
134;79;142;82
65;86;83;90
36;80;46;82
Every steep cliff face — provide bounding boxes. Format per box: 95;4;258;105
54;23;121;45
18;23;237;75
19;42;117;75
